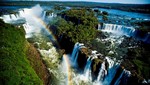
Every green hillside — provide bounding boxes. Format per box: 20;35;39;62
0;19;43;85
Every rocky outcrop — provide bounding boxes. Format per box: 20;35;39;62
26;43;51;85
91;58;103;80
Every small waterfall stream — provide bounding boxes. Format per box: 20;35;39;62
84;57;92;81
97;61;107;81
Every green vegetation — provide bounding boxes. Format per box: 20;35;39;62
94;9;108;21
90;39;108;55
53;6;66;11
133;59;150;79
135;21;150;33
53;9;99;44
127;43;150;80
0;19;43;85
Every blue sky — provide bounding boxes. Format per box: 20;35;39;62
4;0;150;4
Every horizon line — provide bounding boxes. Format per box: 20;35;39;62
1;1;150;5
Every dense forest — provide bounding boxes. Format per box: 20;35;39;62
48;8;100;53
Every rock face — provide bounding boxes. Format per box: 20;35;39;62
75;45;105;80
77;48;90;69
59;36;75;53
91;58;103;80
26;43;51;85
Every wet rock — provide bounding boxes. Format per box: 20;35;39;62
91;58;103;80
77;49;89;70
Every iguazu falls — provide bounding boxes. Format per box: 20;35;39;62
0;0;150;85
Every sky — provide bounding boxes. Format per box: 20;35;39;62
4;0;150;4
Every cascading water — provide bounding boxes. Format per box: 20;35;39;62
100;23;135;36
99;23;150;43
68;42;131;85
97;61;107;81
114;69;125;85
97;57;122;85
42;11;46;20
103;57;120;85
1;4;56;39
71;42;84;66
83;57;92;81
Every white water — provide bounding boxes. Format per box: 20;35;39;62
99;23;150;43
71;42;84;66
1;4;57;43
95;57;122;85
84;57;92;81
102;57;120;85
97;62;107;81
42;11;46;20
69;42;131;85
99;23;135;37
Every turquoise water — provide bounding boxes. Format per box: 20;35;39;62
98;8;150;19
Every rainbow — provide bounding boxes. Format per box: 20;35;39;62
35;15;72;84
37;16;72;84
18;4;59;47
63;54;72;85
22;5;72;84
34;16;59;47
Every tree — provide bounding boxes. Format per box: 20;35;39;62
53;9;99;44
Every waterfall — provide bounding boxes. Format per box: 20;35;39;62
19;5;45;38
97;61;107;81
10;14;17;20
97;57;115;82
101;23;135;36
1;10;25;23
114;69;125;85
42;11;46;20
1;4;46;24
102;57;120;85
2;15;11;22
1;4;57;44
99;23;150;43
114;69;131;85
121;70;131;85
71;42;84;66
95;56;131;85
84;57;92;81
70;42;132;85
103;64;120;85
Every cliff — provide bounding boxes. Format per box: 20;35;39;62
0;19;50;85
